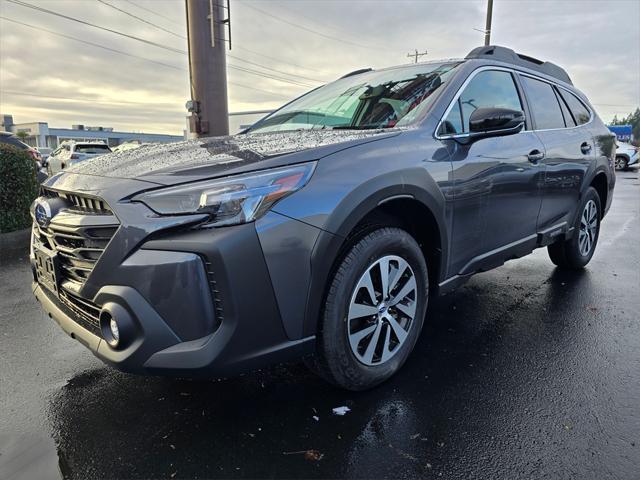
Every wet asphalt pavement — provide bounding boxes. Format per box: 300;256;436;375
1;172;639;480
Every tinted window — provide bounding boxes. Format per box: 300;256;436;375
75;144;111;154
558;89;591;125
555;89;576;127
521;76;565;129
441;70;522;135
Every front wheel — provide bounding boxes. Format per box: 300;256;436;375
548;187;601;269
307;227;428;391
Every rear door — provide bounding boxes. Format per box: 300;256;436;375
440;69;546;276
519;75;594;236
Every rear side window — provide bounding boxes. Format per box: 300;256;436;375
521;76;565;130
440;70;523;135
557;89;591;125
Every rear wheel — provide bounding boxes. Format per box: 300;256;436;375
306;227;428;390
548;187;601;269
615;156;628;170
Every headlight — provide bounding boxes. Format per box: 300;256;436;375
134;162;316;226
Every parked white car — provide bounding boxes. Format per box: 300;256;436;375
615;141;639;170
47;141;112;175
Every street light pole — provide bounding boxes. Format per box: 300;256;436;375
185;0;229;138
484;0;494;46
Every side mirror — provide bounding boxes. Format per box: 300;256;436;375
457;107;525;144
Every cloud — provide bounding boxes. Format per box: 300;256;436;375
0;0;638;134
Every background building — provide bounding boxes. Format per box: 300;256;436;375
1;114;183;148
2;110;274;148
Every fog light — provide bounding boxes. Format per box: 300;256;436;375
110;318;120;343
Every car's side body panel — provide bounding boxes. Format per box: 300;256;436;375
271;128;454;337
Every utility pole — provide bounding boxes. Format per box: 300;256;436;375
185;0;230;138
484;0;493;46
406;49;428;64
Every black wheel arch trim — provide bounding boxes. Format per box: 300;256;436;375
301;168;449;337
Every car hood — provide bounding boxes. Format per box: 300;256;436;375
65;129;400;185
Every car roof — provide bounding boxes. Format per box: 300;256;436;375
343;45;572;87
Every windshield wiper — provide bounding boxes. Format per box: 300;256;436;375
331;125;386;130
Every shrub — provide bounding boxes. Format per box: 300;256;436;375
0;144;39;233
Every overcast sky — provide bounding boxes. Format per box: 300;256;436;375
1;0;638;134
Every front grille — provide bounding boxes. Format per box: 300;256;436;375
33;190;118;335
42;188;112;215
34;190;119;286
39;286;101;336
58;288;101;335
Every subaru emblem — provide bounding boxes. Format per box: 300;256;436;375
33;198;52;228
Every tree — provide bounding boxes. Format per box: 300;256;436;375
15;131;29;142
609;107;640;146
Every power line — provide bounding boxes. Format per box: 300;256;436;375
6;0;322;88
228;54;325;84
0;16;185;71
233;45;322;73
0;17;295;99
241;3;392;52
120;0;322;74
6;0;187;54
1;86;287;107
96;0;186;39
0;89;181;107
268;4;392;52
122;0;183;27
227;63;316;88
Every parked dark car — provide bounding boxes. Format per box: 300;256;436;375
31;46;615;390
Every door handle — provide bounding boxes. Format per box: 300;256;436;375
527;150;545;163
581;142;592;154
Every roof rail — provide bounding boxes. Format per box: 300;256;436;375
340;68;372;79
465;45;572;85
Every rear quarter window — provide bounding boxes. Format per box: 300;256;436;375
557;89;591;125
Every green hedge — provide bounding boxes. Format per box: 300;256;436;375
0;144;39;233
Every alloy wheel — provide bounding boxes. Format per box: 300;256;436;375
578;199;598;256
347;255;417;366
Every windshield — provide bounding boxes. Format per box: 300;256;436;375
248;62;461;133
75;144;111;154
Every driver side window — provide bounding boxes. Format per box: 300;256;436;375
440;70;523;136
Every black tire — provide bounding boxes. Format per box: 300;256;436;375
306;227;429;391
615;156;628;171
548;186;601;269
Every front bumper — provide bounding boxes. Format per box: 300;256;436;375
31;177;318;376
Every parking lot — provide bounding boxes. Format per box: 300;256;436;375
1;171;638;480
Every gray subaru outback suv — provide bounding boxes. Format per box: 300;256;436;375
31;46;615;390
